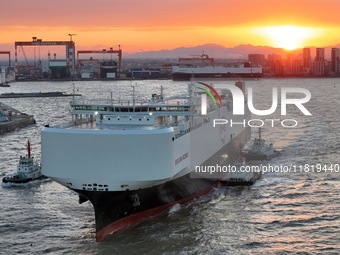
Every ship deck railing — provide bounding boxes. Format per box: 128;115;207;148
50;113;210;134
70;95;190;108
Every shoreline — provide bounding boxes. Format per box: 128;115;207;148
0;102;36;135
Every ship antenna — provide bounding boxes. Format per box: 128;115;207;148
160;85;164;100
27;140;31;158
72;82;75;104
239;142;244;160
258;127;262;140
131;83;137;110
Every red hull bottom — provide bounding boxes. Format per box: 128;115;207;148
96;185;216;242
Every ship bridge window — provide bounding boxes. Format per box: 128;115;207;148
73;105;109;111
115;107;129;112
134;107;149;112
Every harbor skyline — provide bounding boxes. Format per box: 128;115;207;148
2;0;340;53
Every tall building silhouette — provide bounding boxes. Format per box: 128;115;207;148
303;48;311;68
268;54;283;75
315;48;325;61
313;48;327;76
331;48;340;73
248;54;266;66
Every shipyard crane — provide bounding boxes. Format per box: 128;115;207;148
14;37;76;76
77;47;122;78
20;46;30;66
68;34;77;41
0;51;11;69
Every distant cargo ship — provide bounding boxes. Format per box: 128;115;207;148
172;64;263;81
172;54;263;81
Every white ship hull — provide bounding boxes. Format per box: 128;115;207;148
41;82;253;241
42;105;250;191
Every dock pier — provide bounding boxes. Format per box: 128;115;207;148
0;102;36;135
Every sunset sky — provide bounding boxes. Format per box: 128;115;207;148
1;0;340;54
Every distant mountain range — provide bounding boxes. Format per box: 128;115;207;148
125;43;340;59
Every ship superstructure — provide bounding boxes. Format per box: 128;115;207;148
41;82;252;241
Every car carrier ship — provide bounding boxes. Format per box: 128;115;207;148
172;54;263;81
172;64;263;81
41;81;253;242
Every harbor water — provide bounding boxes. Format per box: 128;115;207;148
0;78;339;254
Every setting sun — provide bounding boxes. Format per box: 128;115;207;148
253;26;324;50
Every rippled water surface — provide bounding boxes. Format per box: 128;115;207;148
0;78;339;254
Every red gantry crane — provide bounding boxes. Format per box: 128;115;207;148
14;37;76;75
77;46;122;77
0;51;11;69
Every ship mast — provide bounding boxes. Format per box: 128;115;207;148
258;128;262;140
160;85;164;100
27;140;31;158
131;83;137;111
72;82;75;104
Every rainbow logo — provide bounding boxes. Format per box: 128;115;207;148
197;82;222;115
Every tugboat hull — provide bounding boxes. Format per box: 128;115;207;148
244;151;280;161
2;176;33;184
2;175;47;184
244;153;268;161
219;172;262;186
